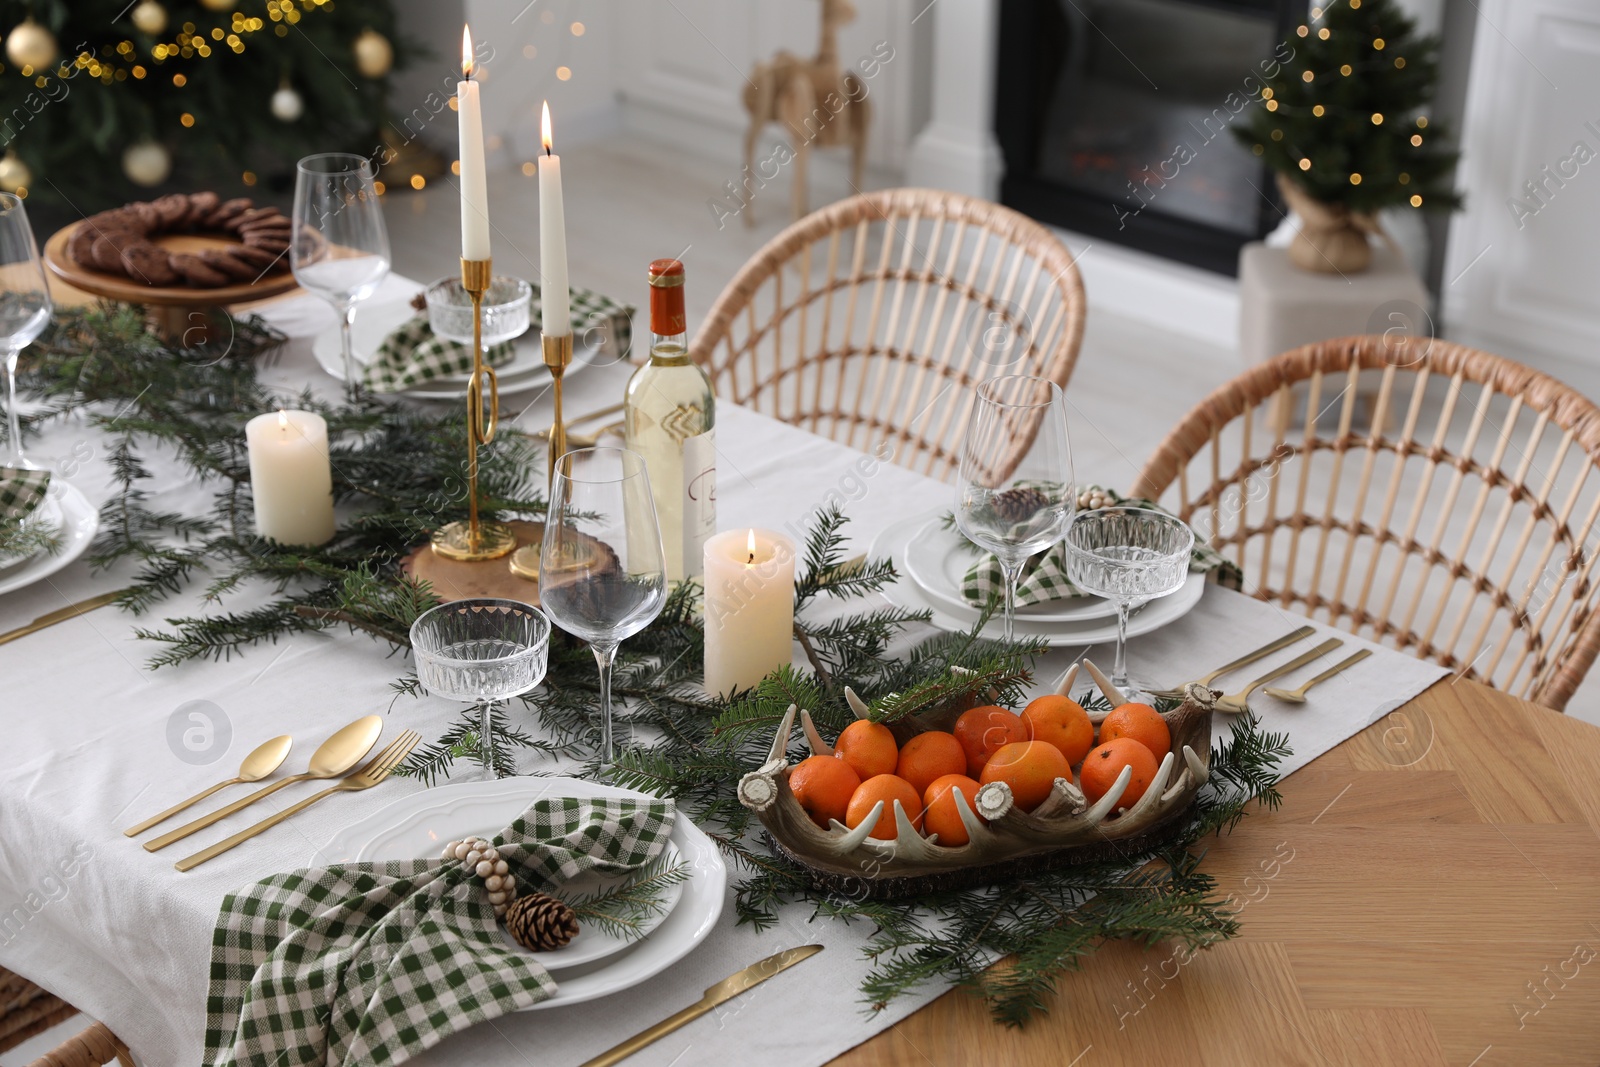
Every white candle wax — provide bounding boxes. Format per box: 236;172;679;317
703;529;795;697
457;26;491;261
245;410;336;546
538;101;572;337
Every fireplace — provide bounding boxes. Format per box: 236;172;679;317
995;0;1304;276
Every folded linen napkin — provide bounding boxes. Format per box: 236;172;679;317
204;795;675;1067
0;465;48;522
361;284;635;394
960;484;1237;608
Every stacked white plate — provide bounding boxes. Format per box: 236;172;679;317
0;480;98;596
319;776;726;1010
867;510;1205;647
311;298;597;401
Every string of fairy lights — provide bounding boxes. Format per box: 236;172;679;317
1251;0;1432;207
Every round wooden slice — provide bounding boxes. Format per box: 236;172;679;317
43;220;299;343
401;520;621;606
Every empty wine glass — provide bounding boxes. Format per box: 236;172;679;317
1064;508;1194;699
0;193;51;469
292;153;390;396
539;447;668;770
954;374;1075;640
411;599;551;772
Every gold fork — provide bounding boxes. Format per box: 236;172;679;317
1215;638;1345;713
1146;625;1317;701
173;730;420;872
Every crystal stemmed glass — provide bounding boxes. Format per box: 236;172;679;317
0;193;51;469
292;153;390;397
954;374;1075;640
539;447;668;770
411;599;551;772
1063;508;1195;699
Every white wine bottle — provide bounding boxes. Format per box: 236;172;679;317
624;259;716;582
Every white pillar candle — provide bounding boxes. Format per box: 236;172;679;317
457;25;491;261
245;410;336;546
537;100;571;337
704;529;796;697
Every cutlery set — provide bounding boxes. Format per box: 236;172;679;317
1154;627;1370;712
124;714;419;872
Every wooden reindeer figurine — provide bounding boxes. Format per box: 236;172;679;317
739;0;871;225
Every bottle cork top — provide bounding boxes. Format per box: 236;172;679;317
648;259;686;335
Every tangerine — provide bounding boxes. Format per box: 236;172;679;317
788;754;861;829
952;705;1029;777
1021;694;1096;766
1099;703;1170;760
978;740;1073;811
1078;738;1160;810
835;720;899;781
895;730;967;797
845;774;924;839
923;773;985;847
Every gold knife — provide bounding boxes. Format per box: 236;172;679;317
0;590;125;648
578;945;824;1067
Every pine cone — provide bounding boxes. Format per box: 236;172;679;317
410;290;428;312
992;486;1049;525
505;892;580;952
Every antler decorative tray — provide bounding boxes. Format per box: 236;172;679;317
737;662;1216;900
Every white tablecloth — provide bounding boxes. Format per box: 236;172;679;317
0;282;1448;1066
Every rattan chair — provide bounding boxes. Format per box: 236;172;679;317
1;967;129;1066
1131;334;1600;711
692;187;1087;482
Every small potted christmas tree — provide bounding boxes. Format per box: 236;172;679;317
1233;0;1460;273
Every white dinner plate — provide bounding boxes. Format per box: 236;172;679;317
0;481;98;596
517;842;685;971
901;514;1117;623
870;514;1205;647
319;776;725;1010
311;298;594;401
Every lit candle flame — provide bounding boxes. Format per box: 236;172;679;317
461;25;474;78
276;409;289;431
541;100;553;156
747;529;756;565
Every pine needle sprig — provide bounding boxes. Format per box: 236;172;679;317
562;854;693;942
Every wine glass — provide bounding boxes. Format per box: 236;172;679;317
411;599;551;772
0;193;51;469
954;374;1075;640
539;447;668;770
292;153;390;397
1063;508;1194;700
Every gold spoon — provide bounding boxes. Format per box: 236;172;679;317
143;715;384;852
124;734;293;837
1215;638;1345;713
1262;648;1372;703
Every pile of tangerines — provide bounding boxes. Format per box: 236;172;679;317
788;695;1172;847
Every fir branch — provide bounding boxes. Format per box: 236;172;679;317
562;855;692;942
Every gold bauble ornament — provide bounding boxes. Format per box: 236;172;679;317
352;28;393;79
5;19;58;71
0;151;31;193
198;0;232;10
130;0;168;36
122;141;171;187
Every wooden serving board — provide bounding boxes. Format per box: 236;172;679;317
400;520;622;606
43;222;299;343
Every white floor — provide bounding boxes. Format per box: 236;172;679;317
376;134;1600;728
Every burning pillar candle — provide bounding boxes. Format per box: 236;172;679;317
537;101;571;337
457;25;491;261
703;528;795;697
245;410;336;546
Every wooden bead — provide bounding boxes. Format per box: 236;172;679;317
493;860;508;876
475;860;494;878
486;875;504;892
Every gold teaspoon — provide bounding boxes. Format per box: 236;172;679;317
124;735;293;837
1262;649;1373;703
143;715;384;852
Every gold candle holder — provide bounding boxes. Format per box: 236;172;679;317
507;330;575;581
430;257;518;562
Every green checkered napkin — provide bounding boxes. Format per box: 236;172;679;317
205;795;675;1067
0;466;48;522
361;284;635;394
960;485;1233;608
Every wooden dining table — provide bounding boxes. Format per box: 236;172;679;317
834;677;1600;1066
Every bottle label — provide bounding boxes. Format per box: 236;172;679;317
682;429;716;578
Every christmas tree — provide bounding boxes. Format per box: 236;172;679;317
1233;0;1459;214
0;0;411;211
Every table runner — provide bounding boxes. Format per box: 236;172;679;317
0;277;1446;1067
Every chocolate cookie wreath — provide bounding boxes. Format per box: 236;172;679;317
65;193;291;289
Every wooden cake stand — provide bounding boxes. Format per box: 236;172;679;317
43;221;299;345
